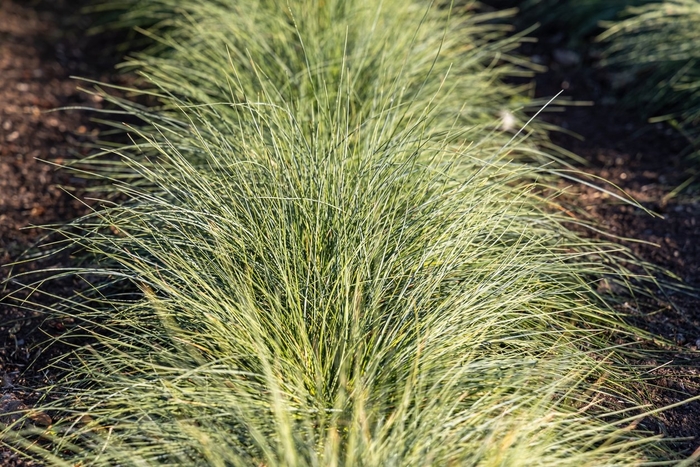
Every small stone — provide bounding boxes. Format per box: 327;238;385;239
27;410;52;427
531;54;547;65
597;278;627;296
0;394;52;427
1;374;14;389
15;83;29;92
609;71;636;90
553;49;581;67
6;131;20;142
30;206;45;217
0;394;27;425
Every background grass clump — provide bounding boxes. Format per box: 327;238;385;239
485;0;653;42
491;0;700;158
91;0;579;164
0;0;684;465
598;0;700;157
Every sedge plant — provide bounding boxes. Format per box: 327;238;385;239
484;0;653;42
598;0;700;158
0;0;691;465
87;0;580;165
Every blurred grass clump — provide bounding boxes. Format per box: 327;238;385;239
486;0;700;158
486;0;652;42
599;0;700;157
0;0;685;465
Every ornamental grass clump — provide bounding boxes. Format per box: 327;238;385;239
90;0;573;164
486;0;652;41
0;0;685;465
491;0;700;158
598;0;700;156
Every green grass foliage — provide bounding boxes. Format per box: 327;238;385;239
1;1;687;465
599;0;700;155
488;0;652;41
491;0;700;157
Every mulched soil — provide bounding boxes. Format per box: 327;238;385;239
0;1;699;465
0;1;128;464
524;34;700;458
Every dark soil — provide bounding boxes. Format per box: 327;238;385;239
524;35;700;458
0;1;127;464
0;1;699;465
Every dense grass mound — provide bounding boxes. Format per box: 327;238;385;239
487;0;652;41
92;0;567;160
599;0;700;156
490;0;700;157
0;1;683;465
